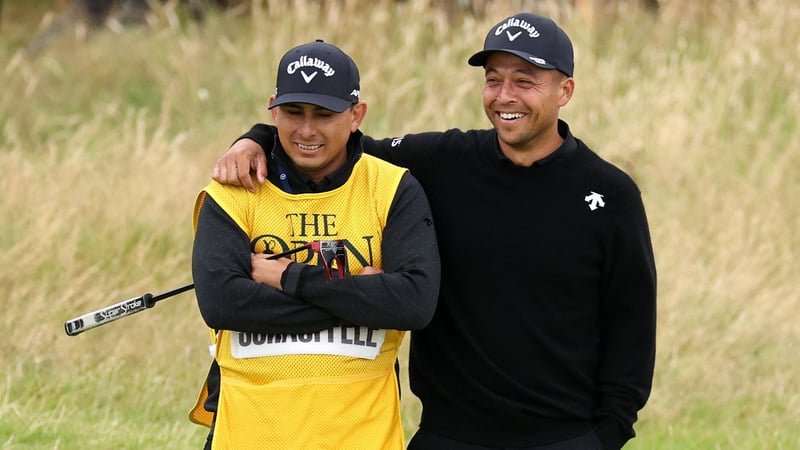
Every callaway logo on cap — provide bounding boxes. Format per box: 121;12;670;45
269;39;361;113
468;13;574;78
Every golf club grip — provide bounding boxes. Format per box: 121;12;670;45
62;242;330;336
64;294;152;336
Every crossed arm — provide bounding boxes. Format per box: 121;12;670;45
192;175;440;335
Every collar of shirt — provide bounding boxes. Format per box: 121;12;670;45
494;119;577;167
267;130;364;194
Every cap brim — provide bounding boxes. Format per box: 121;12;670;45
269;93;353;113
468;49;558;71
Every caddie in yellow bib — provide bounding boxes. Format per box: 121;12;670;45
189;40;440;450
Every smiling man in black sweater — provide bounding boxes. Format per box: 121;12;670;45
212;13;656;450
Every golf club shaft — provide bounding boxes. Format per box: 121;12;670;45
63;242;320;336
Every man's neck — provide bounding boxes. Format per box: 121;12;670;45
498;130;564;167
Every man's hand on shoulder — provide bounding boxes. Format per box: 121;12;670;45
213;138;268;192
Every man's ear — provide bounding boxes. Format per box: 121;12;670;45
559;77;575;107
350;102;367;132
268;95;278;120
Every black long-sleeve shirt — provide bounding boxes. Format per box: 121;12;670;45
241;121;656;450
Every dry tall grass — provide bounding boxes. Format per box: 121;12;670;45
1;0;798;448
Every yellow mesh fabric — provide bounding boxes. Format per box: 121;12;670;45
188;329;219;428
212;338;405;449
194;155;408;449
188;372;214;427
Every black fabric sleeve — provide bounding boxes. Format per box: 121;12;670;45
240;124;452;184
238;123;275;151
192;195;340;333
280;172;440;330
361;132;448;184
593;191;657;450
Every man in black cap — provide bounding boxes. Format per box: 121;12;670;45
190;39;440;449
212;13;656;450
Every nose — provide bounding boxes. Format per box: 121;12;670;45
296;114;317;137
496;80;517;103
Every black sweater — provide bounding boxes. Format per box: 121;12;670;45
242;121;657;450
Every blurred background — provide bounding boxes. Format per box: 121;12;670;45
1;0;798;448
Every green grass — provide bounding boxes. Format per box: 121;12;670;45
1;0;799;448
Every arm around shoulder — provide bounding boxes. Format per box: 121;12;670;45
212;124;276;190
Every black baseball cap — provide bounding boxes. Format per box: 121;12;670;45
468;13;574;78
269;39;360;113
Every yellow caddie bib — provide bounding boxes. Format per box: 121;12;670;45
190;155;409;450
